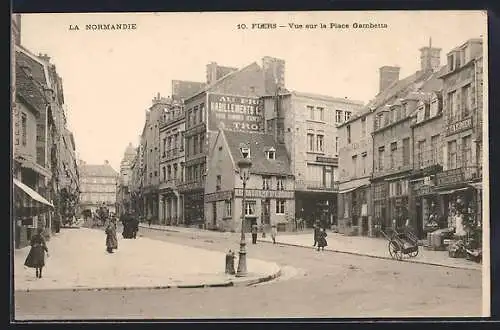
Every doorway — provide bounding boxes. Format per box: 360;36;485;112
416;199;423;238
212;202;217;227
261;199;270;225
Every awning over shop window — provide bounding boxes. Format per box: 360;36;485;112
437;187;470;195
13;178;54;208
468;182;483;190
338;184;368;194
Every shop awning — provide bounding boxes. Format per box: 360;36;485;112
437;187;470;195
469;182;483;190
338;185;367;194
13;178;54;208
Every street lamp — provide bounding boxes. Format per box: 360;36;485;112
236;157;252;277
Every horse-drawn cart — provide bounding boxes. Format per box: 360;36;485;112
380;228;419;260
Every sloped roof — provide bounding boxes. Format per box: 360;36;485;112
290;91;365;106
186;62;263;100
79;164;118;178
222;130;292;176
16;62;47;114
16;49;48;87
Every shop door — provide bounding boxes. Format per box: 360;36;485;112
416;200;423;239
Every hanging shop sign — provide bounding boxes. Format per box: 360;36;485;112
436;168;465;186
208;94;264;132
205;190;233;203
234;188;294;199
446;117;472;136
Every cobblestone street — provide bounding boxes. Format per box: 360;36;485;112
14;226;483;319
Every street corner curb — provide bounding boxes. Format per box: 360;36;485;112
231;266;282;287
256;239;481;271
138;225;180;233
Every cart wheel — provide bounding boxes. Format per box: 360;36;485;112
388;240;402;260
409;247;419;258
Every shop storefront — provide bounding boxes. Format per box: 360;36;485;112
411;179;441;239
295;191;336;229
13;178;54;249
337;185;371;236
183;190;204;226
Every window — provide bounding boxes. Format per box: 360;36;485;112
162;138;167;157
225;200;232;217
167;166;171;180
276;200;285;214
448;140;457;169
316;135;324;152
262;176;271;190
390;142;397;168
417;140;425;168
154;171;158;177
307;133;314;151
390;108;396;123
216;175;221;191
307;105;314;120
448;91;456;122
402;138;410;166
162;166;166;181
199;103;205;123
430;97;440;117
185;137;190;156
276;177;285;190
199;134;205;154
345;111;351;122
173;163;178;180
378;146;385;170
193;106;198;124
180;132;184;151
462;135;472;167
336;110;343;123
361;118;366;137
266;148;276;160
462;84;471;118
335;137;339;155
424;104;430;119
431;135;439;164
316;107;324;121
347;125;351;144
361;152;367;175
193;135;198;155
352;155;357;177
448;54;454;71
187;109;192;127
245;201;256;215
21;113;27;146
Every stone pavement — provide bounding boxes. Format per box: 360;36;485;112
258;231;482;271
14;228;281;292
138;223;482;270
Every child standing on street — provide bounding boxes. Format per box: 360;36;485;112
317;228;328;251
271;224;277;244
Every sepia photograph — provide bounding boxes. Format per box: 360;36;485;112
11;10;489;320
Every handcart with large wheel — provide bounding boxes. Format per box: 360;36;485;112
380;228;419;260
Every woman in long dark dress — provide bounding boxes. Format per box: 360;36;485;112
105;221;118;253
24;228;49;278
317;228;328;251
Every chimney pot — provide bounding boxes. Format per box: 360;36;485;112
419;45;441;72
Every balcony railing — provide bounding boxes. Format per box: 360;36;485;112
295;180;339;192
414;148;443;170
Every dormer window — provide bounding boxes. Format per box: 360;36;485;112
416;101;425;123
430;95;440;117
266;147;276;160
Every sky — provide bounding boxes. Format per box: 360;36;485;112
18;11;487;171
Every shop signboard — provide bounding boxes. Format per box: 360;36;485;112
207;93;264;132
446;117;472;136
436;168;465;186
316;156;338;164
205;190;233;203
234;188;294;199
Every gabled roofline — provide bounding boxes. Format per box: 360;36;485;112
15;45;52;89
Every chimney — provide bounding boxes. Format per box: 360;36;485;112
419;38;441;72
38;53;51;63
104;160;109;165
379;66;400;93
206;62;218;85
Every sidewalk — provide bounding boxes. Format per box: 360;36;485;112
14;228;281;292
258;232;482;271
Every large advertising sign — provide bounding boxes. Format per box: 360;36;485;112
208;93;264;132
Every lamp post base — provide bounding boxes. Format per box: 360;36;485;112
235;240;247;277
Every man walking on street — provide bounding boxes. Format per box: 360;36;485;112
251;222;258;244
313;221;321;247
271;224;277;244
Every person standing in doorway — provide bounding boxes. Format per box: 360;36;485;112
271;224;278;244
24;228;49;278
251;222;258;244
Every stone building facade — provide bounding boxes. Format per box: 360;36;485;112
78;160;118;214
